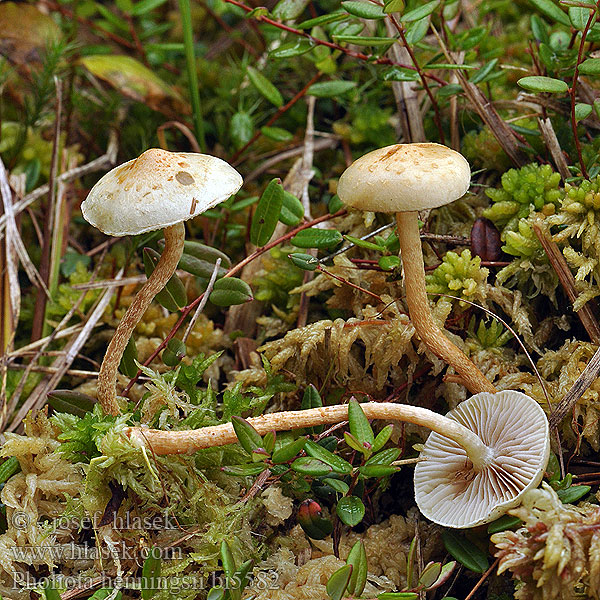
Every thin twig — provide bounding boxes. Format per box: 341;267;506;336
182;259;221;343
464;558;500;600
533;223;600;344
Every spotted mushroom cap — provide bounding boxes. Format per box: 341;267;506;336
81;148;243;236
337;143;471;213
414;391;550;528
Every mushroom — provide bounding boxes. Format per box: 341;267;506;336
414;390;550;528
336;143;495;395
81;148;242;415
125;390;550;527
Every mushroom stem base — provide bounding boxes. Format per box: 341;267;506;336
125;401;492;468
395;211;496;395
97;222;185;415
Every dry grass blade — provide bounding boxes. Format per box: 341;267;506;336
431;26;528;167
537;117;570;180
5;268;123;432
549;348;600;428
532;223;600;344
182;258;221;343
0;124;119;235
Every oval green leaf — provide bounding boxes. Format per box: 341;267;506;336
442;530;489;573
143;247;187;311
251;178;285;246
247;65;284;108
305;440;352;474
517;75;568;93
342;1;385;18
401;0;439;22
291;228;343;249
209;277;253;306
289;252;320;271
280;191;305;226
307;80;357;98
336;496;365;526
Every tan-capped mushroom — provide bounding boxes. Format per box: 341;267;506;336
124;391;550;527
82;148;242;415
414;390;550;528
336;143;495;395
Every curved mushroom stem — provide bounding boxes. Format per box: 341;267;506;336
98;222;186;415
125;402;494;470
395;211;496;395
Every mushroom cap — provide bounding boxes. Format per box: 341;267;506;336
414;391;550;528
81;148;243;236
336;143;471;212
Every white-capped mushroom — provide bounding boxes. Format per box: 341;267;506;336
124;391;550;527
336;143;495;395
414;390;550;528
82;148;242;415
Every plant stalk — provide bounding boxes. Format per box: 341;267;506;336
98;223;185;415
396;211;496;395
126;401;493;469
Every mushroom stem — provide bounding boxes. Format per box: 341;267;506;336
125;402;494;470
98;222;186;415
395;211;496;395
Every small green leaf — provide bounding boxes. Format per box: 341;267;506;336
251;178;285;246
517;76;568;93
141;547;162;599
372;424;394;452
262;431;276;454
0;457;20;485
359;464;398;477
272;0;310;19
377;594;418;600
529;0;570;26
383;0;405;14
207;587;225;600
344;431;367;453
344;234;385;252
348;398;374;448
336;496;365;526
179;254;228;279
569;5;595;30
469;58;499;84
209;277;253;306
261;126;294;141
270;40;314;58
232;416;264;455
575;103;592;121
280;191;305;226
292;456;333;476
182;240;231;268
44;585;61;600
332;35;394;46
222;464;268;476
401;0;439;22
329;195;344;213
220;540;236;579
382;67;420;81
297;11;346;28
379;255;401;271
143;247;187;311
418;562;441;590
289;252;320;271
487;514;522;534
119;336;138;378
302;384;324;433
557;485;591;503
247;66;284;107
305;440;353;474
291;228;343;249
365;447;401;465
342;0;385;18
47;390;96;417
231;111;254;150
442;530;489;573
162;337;186;367
327;564;352;600
272;436;308;463
580;58;600;74
346;541;368;596
130;0;168;16
307;80;357;98
323;478;350;493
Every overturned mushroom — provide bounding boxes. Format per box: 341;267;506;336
336;143;495;395
125;390;549;527
82;148;242;415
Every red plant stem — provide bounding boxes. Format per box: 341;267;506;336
569;5;597;179
122;209;347;396
231;72;322;163
389;14;445;144
223;0;447;86
317;266;383;303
